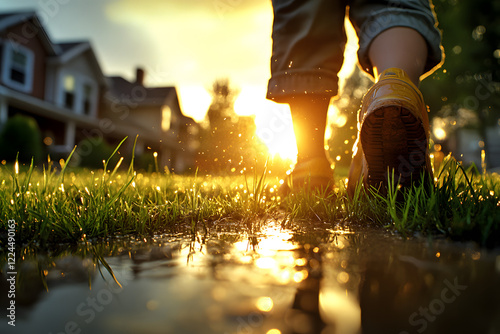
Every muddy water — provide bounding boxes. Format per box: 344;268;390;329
1;220;500;334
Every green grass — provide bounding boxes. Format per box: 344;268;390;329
0;147;499;249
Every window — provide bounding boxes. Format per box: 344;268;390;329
1;43;34;93
59;74;97;115
63;75;75;109
161;106;172;132
10;50;28;84
82;84;92;115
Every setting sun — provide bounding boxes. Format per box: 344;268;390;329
234;88;298;161
253;103;298;161
237;17;358;162
174;13;359;164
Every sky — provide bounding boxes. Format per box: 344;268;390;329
0;0;358;159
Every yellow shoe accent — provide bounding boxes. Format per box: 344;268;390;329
347;68;433;197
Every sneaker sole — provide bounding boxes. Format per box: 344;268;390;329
360;105;428;192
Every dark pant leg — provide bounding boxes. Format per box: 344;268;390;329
348;0;443;77
267;0;348;103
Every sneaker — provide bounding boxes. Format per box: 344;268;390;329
347;68;433;197
280;157;334;196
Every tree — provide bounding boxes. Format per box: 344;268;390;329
197;79;267;174
419;0;500;166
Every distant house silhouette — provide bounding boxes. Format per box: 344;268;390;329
0;11;198;172
103;69;199;172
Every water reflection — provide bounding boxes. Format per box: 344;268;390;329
1;221;500;333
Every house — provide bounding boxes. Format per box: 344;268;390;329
101;68;199;172
0;12;107;154
0;11;198;172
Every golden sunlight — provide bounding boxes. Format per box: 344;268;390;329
232;222;298;284
255;106;298;161
174;15;359;162
234;17;358;162
256;296;274;312
234;87;297;161
233;222;296;255
178;86;212;122
432;117;447;140
255;223;296;252
320;287;361;334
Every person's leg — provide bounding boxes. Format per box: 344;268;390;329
347;1;444;197
268;0;347;193
267;1;347;103
283;95;333;194
289;96;330;163
349;0;444;81
369;27;428;85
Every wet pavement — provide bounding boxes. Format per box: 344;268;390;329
1;219;500;334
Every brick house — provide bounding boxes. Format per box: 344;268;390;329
0;11;198;172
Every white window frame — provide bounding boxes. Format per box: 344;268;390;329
57;71;98;117
1;41;35;93
62;74;76;110
79;79;98;117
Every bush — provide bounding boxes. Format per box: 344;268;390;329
135;152;155;172
0;114;44;163
75;138;121;169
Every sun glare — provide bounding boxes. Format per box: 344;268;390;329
178;86;212;122
176;16;359;162
235;87;298;161
231;17;358;162
253;103;298;162
337;18;359;88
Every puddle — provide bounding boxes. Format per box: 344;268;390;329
1;220;500;334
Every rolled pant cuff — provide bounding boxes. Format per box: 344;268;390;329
266;69;339;103
357;9;444;78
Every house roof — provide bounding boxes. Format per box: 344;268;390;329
0;10;35;28
58;41;84;53
54;41;94;63
0;11;60;55
106;76;194;122
1;10;191;121
0;11;107;86
0;12;16;20
51;40;108;86
107;76;178;107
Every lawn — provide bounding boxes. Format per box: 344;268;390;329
1;142;499;250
